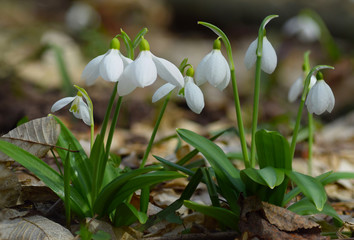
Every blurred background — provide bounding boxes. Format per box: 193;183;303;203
1;0;353;136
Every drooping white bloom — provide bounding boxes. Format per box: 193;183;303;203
283;15;321;43
118;38;184;96
195;39;230;90
244;37;277;74
305;79;335;115
152;68;204;114
288;75;316;102
81;38;131;86
51;92;91;125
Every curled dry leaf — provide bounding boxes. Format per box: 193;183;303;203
239;196;329;240
0;215;73;240
0;116;60;163
0;164;21;208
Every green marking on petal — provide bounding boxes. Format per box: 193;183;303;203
110;38;120;50
213;38;221;50
186;67;194;77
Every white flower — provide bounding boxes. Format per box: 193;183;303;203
305;80;335;115
244;36;277;74
152;70;204;114
51;92;91;125
283;15;321;43
195;39;230;90
288;75;316;102
118;39;183;96
81;38;131;86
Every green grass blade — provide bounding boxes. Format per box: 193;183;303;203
183;200;238;230
154;155;195;176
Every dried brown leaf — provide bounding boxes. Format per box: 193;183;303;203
0;164;21;208
0;116;60;162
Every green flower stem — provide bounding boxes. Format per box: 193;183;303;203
100;82;118;140
290;65;334;158
140;92;172;168
105;96;123;156
250;56;262;167
308;112;314;175
198;21;250;167
63;147;71;230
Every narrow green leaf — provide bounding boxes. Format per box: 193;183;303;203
177;128;245;193
288;198;343;225
154;155;195;176
53;116;92;204
183;200;238;230
113;202;148;227
285;170;327;211
0;140;89;217
321;172;354;185
282;171;332;206
259;167;284;189
255;129;291;169
91;134;105;202
64;148;71;229
106;171;186;215
141;169;203;231
201;168;220;207
94;165;163;215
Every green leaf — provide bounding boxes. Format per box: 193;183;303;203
177;128;244;193
94;165;163;215
0;140;89;217
288;198;343;225
241;167;284;189
285;171;327;211
255;129;291;169
154;155;195;176
106;171;186;215
53;116;92;205
201;168;220;207
183;200;238;230
321;172;354;185
113;202;148;227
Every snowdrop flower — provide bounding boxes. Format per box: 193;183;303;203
195;38;230;90
152;67;204;114
118;38;184;96
283;15;321;43
81;38;132;86
51;91;91;125
244;36;277;74
288;74;316;102
305;73;335;115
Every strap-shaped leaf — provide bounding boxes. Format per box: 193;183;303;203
0;140;89;217
287;198;342;225
285;170;327;211
241;166;284;189
183;200;238;230
0;116;60;162
255;129;291;169
113;202;148;227
177;128;245;193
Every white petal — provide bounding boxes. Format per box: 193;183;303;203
99;49;124;82
81;54;105;86
152;83;176;103
306;81;329;115
195;51;212;86
204;50;229;88
131;51;157;87
79;99;91;125
119;51;133;67
117;67;137;96
185;80;204;114
261;37;277;74
309;75;316;89
244;38;258;70
51;97;75;112
288;77;303;102
152;54;184;88
323;81;335;113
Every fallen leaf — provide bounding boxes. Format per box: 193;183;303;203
0;214;73;240
239;196;329;240
0;164;21;208
0;116;60;163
